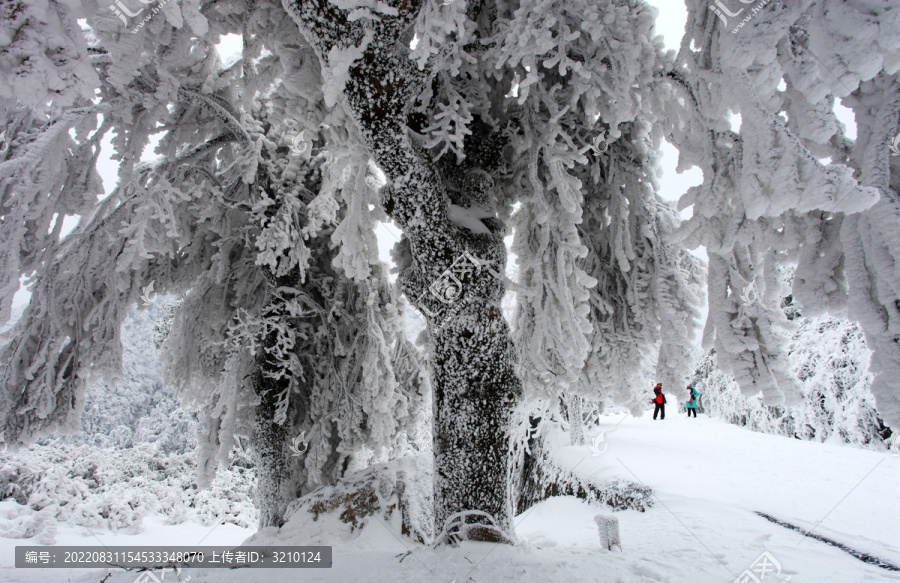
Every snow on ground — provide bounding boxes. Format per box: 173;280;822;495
2;412;898;583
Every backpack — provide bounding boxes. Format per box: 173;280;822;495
687;388;700;408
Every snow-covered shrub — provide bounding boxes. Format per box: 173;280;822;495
692;309;893;450
518;443;654;515
0;441;257;544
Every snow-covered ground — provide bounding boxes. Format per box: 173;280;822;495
2;412;897;583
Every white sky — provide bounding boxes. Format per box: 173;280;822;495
644;0;702;208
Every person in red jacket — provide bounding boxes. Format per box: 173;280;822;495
652;383;666;420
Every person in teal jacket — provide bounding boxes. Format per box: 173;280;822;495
686;385;699;418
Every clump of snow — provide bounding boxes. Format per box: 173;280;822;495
522;422;655;513
321;29;374;108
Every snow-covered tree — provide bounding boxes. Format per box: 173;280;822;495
0;0;427;530
4;0;900;548
693;304;892;451
574;120;705;413
663;0;900;430
282;0;708;543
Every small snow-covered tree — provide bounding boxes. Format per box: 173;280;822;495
693;308;891;450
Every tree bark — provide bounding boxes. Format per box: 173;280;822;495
252;361;292;529
287;0;522;542
431;271;522;542
567;394;585;446
251;272;304;529
248;158;309;530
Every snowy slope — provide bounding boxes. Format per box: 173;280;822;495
2;413;898;583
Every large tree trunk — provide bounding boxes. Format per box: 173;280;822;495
373;121;521;543
288;0;521;543
251;278;302;529
249;164;306;530
430;248;522;543
378;125;521;542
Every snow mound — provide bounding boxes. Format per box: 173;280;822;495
246;455;433;549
